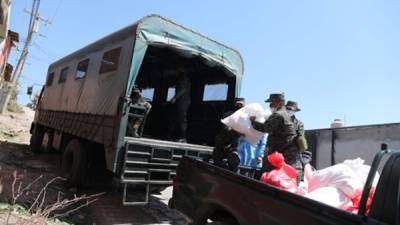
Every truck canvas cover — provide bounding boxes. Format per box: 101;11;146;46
42;14;244;116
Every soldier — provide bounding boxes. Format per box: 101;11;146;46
250;93;302;181
286;100;308;180
170;66;191;143
127;86;152;137
285;100;305;138
212;97;245;172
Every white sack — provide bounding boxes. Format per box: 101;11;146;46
343;158;380;188
305;187;352;209
305;158;380;199
221;103;271;146
306;163;364;199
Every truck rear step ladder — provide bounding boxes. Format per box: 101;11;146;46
121;137;213;205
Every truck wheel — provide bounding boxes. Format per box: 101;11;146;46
61;139;87;187
30;125;44;153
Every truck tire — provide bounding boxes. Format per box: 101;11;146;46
61;139;87;187
30;125;44;153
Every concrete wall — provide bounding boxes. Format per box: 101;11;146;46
306;123;400;169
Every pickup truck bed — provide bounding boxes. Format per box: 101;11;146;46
170;149;400;225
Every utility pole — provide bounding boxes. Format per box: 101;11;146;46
0;0;46;114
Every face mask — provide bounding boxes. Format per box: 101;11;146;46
287;110;295;117
270;107;277;113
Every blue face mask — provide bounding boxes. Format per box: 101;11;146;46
287;110;295;117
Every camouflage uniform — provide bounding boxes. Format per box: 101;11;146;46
169;73;191;141
252;106;302;175
127;89;152;137
286;100;307;181
292;117;304;136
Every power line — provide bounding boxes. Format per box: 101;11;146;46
21;75;43;84
29;52;52;64
0;0;46;113
31;41;56;61
45;0;63;32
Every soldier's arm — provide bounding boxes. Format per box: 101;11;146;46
251;114;282;133
298;120;305;136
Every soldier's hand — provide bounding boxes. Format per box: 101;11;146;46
170;97;176;104
249;116;256;122
257;156;263;163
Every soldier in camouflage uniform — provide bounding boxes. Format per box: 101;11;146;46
127;86;152;137
286;100;307;180
212;97;245;172
169;66;191;143
250;93;302;181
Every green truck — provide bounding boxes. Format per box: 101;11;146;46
30;15;244;204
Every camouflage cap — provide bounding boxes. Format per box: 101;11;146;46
265;92;285;103
286;100;301;112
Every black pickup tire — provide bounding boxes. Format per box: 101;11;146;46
61;139;88;187
30;125;44;153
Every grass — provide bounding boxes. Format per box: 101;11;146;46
0;203;71;225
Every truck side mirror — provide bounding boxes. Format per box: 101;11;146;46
27;86;33;95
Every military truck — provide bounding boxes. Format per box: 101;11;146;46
30;15;244;204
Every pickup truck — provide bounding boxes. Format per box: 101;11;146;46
169;145;398;225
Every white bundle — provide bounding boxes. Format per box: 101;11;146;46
221;103;271;146
305;158;380;199
305;187;352;209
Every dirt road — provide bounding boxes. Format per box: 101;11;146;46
0;108;187;225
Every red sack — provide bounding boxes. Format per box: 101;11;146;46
260;152;298;193
343;187;375;214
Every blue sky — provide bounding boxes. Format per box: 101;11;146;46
9;0;400;129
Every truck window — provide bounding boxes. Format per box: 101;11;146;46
141;88;155;102
75;59;89;79
99;47;121;74
167;87;175;102
202;83;228;101
58;67;69;83
46;72;54;86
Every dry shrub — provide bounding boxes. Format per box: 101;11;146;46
1;171;104;225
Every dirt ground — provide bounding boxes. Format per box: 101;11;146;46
0;108;187;225
0;107;34;144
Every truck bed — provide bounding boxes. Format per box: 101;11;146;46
170;156;390;225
